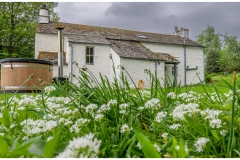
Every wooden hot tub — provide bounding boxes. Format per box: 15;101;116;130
0;58;53;93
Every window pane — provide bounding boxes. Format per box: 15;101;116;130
86;47;89;55
90;56;93;63
90;47;94;55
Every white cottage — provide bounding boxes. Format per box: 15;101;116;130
35;7;204;88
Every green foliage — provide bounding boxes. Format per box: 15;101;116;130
0;2;59;58
196;25;221;54
206;49;221;73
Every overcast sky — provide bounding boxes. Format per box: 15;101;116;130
54;2;240;41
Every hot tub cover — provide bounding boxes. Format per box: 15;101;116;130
0;58;53;65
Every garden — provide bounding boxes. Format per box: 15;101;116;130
0;66;240;158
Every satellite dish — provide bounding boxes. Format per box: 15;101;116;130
175;26;179;34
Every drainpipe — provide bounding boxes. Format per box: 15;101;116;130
202;48;205;83
56;27;64;77
154;60;160;88
183;37;187;86
69;43;73;82
173;63;177;87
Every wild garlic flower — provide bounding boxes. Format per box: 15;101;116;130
97;104;110;113
194;137;210;152
167;92;176;99
169;124;182;130
44;86;56;94
171;103;200;121
155;111;167;123
94;114;104;121
86;104;98;113
120;124;132;133
136;142;141;150
119;103;130;110
154;143;161;152
56;133;101;158
200;109;222;120
161;132;168;139
144;98;161;110
209;119;222;128
138;106;145;111
107;99;118;107
220;130;228;136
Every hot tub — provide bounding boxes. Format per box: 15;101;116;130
0;58;53;93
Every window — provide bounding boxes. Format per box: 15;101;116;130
86;46;94;64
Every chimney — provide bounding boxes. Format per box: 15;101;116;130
56;27;64;77
38;4;50;24
179;28;189;38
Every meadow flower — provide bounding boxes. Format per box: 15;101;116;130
220;129;228;136
194;137;210;152
167;92;176;99
171;103;200;121
154;143;161;152
209;119;222;128
119;103;130;110
86;104;98;113
107;99;118;107
161;132;168;139
56;133;101;158
155;111;167;123
169;124;182;130
120;124;132;133
44;86;56;94
97;104;110;113
136;142;141;150
94;114;104;121
200;109;222;120
138;106;145;111
144;98;161;110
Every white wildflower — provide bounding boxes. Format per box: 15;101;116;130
119;103;129;110
86;104;98;113
175;145;180;150
161;132;168;139
94;114;104;121
209;119;222;129
97;104;110;113
138;106;145;111
167;92;176;99
194;137;210;152
136;142;141;150
171;103;200;121
154;143;161;152
107;99;118;107
155;111;167;123
169;124;182;130
120;124;132;133
56;133;101;158
144;98;161;110
220;129;228;136
44;86;56;94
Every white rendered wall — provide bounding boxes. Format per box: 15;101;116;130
141;42;204;86
70;43;111;84
109;48;121;83
120;58;165;88
35;33;69;77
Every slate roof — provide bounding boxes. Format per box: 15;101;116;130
36;21;204;47
36;21;203;62
37;51;67;64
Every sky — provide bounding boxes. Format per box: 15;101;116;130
54;1;240;41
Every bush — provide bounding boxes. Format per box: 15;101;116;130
205;74;212;83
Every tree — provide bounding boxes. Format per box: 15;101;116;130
205;49;221;73
0;2;59;58
196;25;222;55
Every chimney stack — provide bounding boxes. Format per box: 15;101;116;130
56;27;64;77
38;4;50;24
179;28;189;38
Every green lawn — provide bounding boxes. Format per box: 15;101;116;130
0;75;236;100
